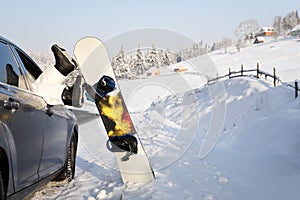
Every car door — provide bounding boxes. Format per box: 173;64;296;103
0;41;46;191
11;47;70;179
38;105;69;178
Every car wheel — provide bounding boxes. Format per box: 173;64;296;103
54;134;77;182
0;171;5;200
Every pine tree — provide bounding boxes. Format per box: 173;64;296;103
113;46;130;79
296;10;299;23
273;15;283;39
204;43;208;53
165;48;176;64
282;11;298;31
146;44;160;68
159;49;170;67
192;42;196;57
132;44;146;75
162;52;170;66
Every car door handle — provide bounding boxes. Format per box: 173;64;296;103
4;99;19;111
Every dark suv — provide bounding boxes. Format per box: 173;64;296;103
0;36;78;199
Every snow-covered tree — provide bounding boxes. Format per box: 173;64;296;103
282;11;299;31
146;44;160;68
132;44;146;75
192;42;199;57
204;43;209;53
113;46;130;79
198;40;206;55
221;38;233;53
273;16;283;39
159;49;170;67
235;19;259;45
29;52;54;70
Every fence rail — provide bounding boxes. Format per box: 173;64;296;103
206;63;299;98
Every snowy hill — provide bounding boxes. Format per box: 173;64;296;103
210;36;300;82
31;37;300;199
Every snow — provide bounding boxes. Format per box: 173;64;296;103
291;24;300;32
32;37;300;199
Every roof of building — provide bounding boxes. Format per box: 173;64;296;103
291;24;300;32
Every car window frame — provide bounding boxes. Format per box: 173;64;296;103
9;44;43;91
9;45;52;108
0;40;29;90
0;38;52;108
0;40;49;107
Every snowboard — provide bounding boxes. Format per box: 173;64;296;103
73;37;155;183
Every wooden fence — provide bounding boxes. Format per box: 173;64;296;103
206;63;300;98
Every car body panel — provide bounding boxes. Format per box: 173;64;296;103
38;105;69;179
0;82;45;191
0;36;78;199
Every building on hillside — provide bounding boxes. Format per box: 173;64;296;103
174;66;188;72
254;36;265;44
290;24;300;37
256;27;274;37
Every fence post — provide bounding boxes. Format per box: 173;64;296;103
241;64;244;76
229;67;231;79
296;80;299;98
256;63;259;78
273;67;276;87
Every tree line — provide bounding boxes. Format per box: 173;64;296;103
29;10;299;80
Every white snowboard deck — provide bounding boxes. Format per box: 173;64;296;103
74;36;155;184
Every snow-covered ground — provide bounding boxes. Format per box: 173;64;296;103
31;37;300;199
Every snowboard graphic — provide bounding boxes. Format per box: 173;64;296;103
74;37;155;183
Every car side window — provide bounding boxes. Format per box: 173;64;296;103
15;49;42;84
0;42;23;88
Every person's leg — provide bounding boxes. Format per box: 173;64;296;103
32;66;66;105
51;44;77;76
32;44;80;106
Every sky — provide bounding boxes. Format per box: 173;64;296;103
1;0;299;53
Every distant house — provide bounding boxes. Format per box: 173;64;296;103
174;66;188;72
256;27;274;37
290;24;300;37
254;36;264;44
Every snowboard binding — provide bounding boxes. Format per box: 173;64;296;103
94;75;116;97
84;75;116;102
107;134;138;154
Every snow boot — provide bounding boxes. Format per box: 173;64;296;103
108;134;138;154
51;44;77;76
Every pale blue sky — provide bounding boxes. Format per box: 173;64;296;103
1;0;299;52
